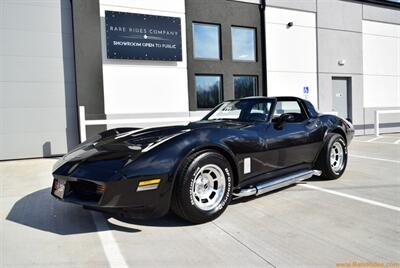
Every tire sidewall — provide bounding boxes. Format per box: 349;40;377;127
182;152;233;222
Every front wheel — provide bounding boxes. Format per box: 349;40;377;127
316;133;348;180
171;151;233;224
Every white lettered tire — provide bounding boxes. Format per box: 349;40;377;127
171;151;233;224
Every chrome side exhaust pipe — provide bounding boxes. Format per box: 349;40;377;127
233;169;322;198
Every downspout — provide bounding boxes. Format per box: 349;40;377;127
259;0;268;96
69;0;83;143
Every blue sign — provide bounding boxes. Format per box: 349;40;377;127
303;86;309;94
105;11;182;61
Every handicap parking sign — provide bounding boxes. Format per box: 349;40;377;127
303;86;309;94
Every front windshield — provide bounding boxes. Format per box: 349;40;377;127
206;99;273;122
209;101;243;120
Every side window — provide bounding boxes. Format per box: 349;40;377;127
247;102;271;121
273;100;307;122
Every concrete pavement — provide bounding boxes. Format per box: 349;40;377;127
1;134;399;267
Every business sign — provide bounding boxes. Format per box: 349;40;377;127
105;11;182;61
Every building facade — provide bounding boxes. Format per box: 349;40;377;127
0;0;399;160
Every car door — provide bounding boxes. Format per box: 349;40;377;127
264;99;315;170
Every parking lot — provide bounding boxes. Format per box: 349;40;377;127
1;134;399;268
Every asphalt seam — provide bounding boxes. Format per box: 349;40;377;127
212;221;277;268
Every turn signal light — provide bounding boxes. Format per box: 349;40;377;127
96;184;105;194
137;178;161;192
138;179;161;186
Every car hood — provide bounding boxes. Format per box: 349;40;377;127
52;120;249;180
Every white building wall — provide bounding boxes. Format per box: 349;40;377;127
99;0;189;117
362;20;400;108
265;7;318;107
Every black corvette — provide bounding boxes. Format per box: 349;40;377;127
52;96;354;223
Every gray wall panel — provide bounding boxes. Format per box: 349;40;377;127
0;0;78;160
317;29;363;74
316;2;364;129
0;29;74;59
363;107;400;134
318;73;363;126
0;56;75;82
2;0;71;9
186;0;263;110
71;0;106;139
0;82;76;108
0;2;73;34
317;0;362;32
266;0;316;12
362;4;400;24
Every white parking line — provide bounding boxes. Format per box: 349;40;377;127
366;136;383;142
349;154;400;164
299;184;400;212
91;212;128;268
352;140;398;145
395;139;400;144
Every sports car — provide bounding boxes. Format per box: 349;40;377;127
51;96;354;223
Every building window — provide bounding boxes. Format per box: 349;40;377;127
234;76;258;99
195;75;222;108
231;27;256;61
193;23;221;60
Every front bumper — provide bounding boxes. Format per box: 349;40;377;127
51;174;173;219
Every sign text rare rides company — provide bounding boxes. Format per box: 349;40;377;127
105;11;182;61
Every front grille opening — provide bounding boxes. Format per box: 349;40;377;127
69;180;103;202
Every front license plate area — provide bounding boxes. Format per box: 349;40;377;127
53;179;67;199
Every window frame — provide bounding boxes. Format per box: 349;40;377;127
230;26;257;62
192;22;222;61
233;75;259;99
195;74;224;110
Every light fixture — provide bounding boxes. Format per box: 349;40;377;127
338;59;346;66
287;22;294;28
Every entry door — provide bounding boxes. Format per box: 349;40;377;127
332;78;349;118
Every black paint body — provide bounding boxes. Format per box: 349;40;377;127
52;97;354;218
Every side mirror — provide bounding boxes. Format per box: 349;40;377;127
280;113;295;123
273;113;294;128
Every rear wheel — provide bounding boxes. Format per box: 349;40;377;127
171;151;233;224
316;133;348;180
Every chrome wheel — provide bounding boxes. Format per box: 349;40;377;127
191;164;226;211
330;141;344;173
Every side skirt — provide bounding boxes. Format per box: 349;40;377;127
233;169;322;197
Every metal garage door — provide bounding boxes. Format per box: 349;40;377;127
0;0;79;160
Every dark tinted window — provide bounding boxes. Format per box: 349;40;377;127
234;76;258;99
195;75;222;108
